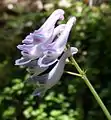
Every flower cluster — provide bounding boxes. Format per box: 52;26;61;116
15;9;78;97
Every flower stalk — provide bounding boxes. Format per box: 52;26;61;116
70;56;111;120
65;71;82;77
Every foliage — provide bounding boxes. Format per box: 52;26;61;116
0;1;111;120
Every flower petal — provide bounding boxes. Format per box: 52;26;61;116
26;60;49;75
26;73;48;84
22;33;33;44
45;17;76;53
70;47;78;55
38;54;58;67
38;48;61;67
45;47;77;89
17;44;33;52
51;24;66;41
32;87;46;97
34;9;65;44
15;9;65;65
26;47;78;97
54;17;76;49
20;44;43;59
38;17;76;67
15;57;31;65
40;9;64;31
22;10;64;45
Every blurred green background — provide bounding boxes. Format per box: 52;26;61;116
0;0;111;120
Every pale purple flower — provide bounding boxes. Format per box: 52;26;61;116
15;9;78;97
26;47;78;97
15;9;65;65
38;17;76;67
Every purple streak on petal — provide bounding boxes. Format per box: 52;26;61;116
33;9;65;44
32;31;45;44
16;9;65;64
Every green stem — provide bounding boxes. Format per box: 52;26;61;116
65;71;82;77
70;56;111;120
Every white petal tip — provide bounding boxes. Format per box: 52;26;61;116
55;9;65;14
69;16;76;24
70;47;78;55
15;58;31;66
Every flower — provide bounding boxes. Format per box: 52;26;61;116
15;9;65;65
26;47;78;97
38;17;76;67
15;9;78;97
